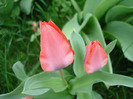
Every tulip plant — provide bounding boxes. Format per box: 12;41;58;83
0;19;133;99
0;0;133;99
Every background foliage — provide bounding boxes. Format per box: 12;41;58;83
0;0;133;99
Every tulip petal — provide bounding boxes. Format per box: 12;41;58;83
40;21;74;72
84;40;108;74
22;96;32;99
48;20;63;35
48;20;75;54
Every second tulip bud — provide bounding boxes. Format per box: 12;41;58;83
84;40;108;74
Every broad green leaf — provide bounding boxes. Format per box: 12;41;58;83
0;0;6;8
0;0;14;14
0;81;27;99
92;91;103;99
77;93;91;99
32;90;74;99
23;86;50;96
23;72;57;95
126;16;133;25
12;61;28;81
62;14;80;39
83;0;104;17
70;31;86;77
93;0;120;19
30;78;68;92
77;91;103;99
82;15;113;73
83;0;120;19
62;13;92;40
119;0;133;7
105;40;117;54
71;0;81;12
83;16;106;47
105;5;133;23
20;0;33;15
70;71;133;94
104;21;133;61
23;71;70;95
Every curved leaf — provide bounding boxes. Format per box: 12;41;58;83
83;0;121;19
23;71;70;95
70;71;133;94
104;21;133;61
94;0;120;19
70;31;86;77
30;78;68;92
105;40;117;54
62;13;92;40
71;0;81;12
12;61;28;81
92;91;103;99
77;93;91;99
83;0;104;17
119;0;133;7
20;0;33;15
0;81;27;99
77;91;103;99
32;90;74;99
105;5;133;23
62;14;80;39
126;16;133;25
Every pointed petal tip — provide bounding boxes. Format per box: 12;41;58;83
48;19;55;26
40;21;47;25
48;19;53;23
40;21;49;30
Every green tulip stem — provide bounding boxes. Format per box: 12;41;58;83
59;70;68;86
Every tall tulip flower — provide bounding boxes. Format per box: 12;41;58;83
84;40;108;74
40;20;74;72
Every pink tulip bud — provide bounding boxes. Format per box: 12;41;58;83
22;96;32;99
84;40;108;74
32;22;38;33
32;22;38;27
40;20;74;72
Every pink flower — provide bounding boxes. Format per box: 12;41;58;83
84;40;108;74
22;96;32;99
40;20;74;72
